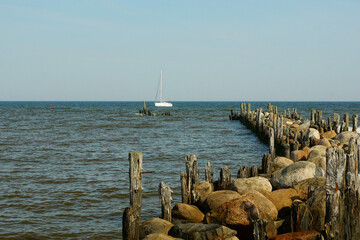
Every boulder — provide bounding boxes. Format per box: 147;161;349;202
334;131;359;144
269;230;322;240
192;181;213;203
270;161;324;189
321;130;337;139
308;156;326;173
318;138;331;148
309;145;327;157
271;157;294;173
143;233;182;240
201;190;241;212
306;187;326;231
305;128;320;140
293;177;326;200
241;190;278;221
328;139;340;147
140;218;174;239
231;176;272;195
168;223;237;240
206;198;276;239
290;147;310;162
172;203;205;223
263;188;300;217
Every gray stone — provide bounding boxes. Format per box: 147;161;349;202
168;223;237;240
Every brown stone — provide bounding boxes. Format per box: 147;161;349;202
201;190;241;212
321;130;337;139
334;131;359;144
290;147;310;162
317;138;331;148
271;157;294;173
140;218;174;239
231;176;272;195
142;233;182;240
263;189;300;217
241;190;278;221
269;230;322;240
172;203;205;223
192;181;213;203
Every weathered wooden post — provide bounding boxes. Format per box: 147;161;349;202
180;172;189;204
218;166;231;190
251;165;258;177
269;128;275;159
237;165;250;178
158;181;172;222
185;154;200;204
262;153;272;175
333;113;340;133
324;148;346;239
142;101;147;115
123;152;143;240
253;219;268;240
311;110;316;123
205;161;214;184
353;114;358;132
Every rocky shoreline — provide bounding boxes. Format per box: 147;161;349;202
123;102;360;240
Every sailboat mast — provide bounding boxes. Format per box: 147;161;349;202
160;70;163;102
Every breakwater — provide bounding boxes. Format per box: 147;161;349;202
123;102;360;240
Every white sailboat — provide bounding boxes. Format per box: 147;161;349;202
155;70;173;107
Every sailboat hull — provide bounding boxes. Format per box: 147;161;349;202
155;102;173;107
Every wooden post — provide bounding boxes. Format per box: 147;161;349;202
353;114;358;133
262;153;272;175
311;110;316;123
123;206;136;240
269;128;275;159
333;113;340;134
253;219;268;240
185;154;200;204
205;161;214;184
344;113;349;131
142;101;147;115
247;103;251;121
158;181;172;222
324;148;346;239
218;166;231;190
251;165;258;177
123;152;143;240
283;143;290;159
237;165;250;178
180;172;189;204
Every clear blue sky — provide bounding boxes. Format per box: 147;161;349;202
1;0;359;101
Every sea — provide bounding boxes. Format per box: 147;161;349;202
1;101;359;239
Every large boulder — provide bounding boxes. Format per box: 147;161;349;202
206;198;276;239
143;233;182;240
334;131;360;144
290;147;310;162
241;190;278;221
263;188;299;217
201;190;241;212
231;176;272;195
140;218;174;239
271;157;294;173
192;181;213;203
172;203;205;223
306;187;326;231
293;177;326;200
308;156;326;173
305;128;320;140
321;130;337;139
168;223;237;240
270;161;324;189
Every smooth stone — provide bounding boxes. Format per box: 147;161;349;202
293;177;326;200
168;223;237;240
290;147;310;162
270;161;324;189
201;190;241;212
334;131;360;144
241;190;278;221
308;156;326;173
142;233;182;240
305;128;320;140
263;188;300;217
140;218;174;239
271;157;294;173
321;130;337;139
172;203;205;223
297;120;311;131
317;138;331;148
231;176;272;195
309;145;327;157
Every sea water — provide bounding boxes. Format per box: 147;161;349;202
0;101;359;239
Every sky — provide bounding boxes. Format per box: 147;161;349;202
0;0;359;101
